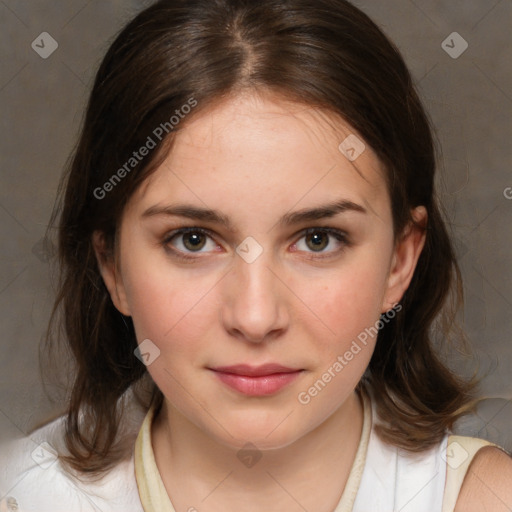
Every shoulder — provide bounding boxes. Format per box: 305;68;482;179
455;445;512;512
0;405;145;512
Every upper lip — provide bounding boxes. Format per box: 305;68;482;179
210;364;302;377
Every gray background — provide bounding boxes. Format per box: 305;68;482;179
0;0;511;451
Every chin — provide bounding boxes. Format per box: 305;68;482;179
213;417;303;452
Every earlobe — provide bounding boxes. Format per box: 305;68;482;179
382;206;427;313
91;231;131;316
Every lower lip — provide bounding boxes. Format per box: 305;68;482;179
211;370;303;396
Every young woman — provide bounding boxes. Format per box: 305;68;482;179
1;0;511;511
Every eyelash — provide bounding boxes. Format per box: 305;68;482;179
161;226;350;261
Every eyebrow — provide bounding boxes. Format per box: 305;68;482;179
141;199;367;229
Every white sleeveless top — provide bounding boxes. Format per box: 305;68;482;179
0;390;493;512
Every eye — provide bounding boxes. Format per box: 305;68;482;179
292;227;348;255
163;227;220;257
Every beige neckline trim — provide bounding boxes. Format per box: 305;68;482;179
134;388;372;512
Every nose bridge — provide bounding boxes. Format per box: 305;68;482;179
238;252;275;300
222;247;287;342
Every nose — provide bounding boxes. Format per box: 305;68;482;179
221;250;289;344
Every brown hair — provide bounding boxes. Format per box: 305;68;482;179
44;0;477;475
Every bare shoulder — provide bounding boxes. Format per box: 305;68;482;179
455;445;512;512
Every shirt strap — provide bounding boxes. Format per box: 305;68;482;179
333;386;373;511
134;404;177;512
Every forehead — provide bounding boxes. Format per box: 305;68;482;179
130;91;390;222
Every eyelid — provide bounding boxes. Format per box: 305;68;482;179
162;226;217;244
300;226;348;239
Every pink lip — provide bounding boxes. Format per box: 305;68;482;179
209;364;304;396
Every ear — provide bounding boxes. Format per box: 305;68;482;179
92;230;131;316
382;206;427;313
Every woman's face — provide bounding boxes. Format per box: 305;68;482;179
97;91;425;450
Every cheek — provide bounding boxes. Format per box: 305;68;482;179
121;261;228;419
124;266;220;409
292;258;389;412
293;252;391;342
121;255;219;350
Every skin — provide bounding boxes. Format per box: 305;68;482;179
94;90;434;511
455;446;512;511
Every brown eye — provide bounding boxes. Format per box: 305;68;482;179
305;231;329;251
182;232;207;251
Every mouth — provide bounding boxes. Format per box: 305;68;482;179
208;364;304;396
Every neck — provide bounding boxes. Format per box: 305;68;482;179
151;390;365;512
